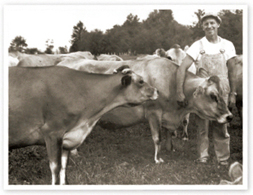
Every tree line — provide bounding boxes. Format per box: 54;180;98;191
9;9;243;55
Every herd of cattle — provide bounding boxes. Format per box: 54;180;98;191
8;46;243;185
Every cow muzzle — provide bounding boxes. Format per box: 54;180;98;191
226;114;233;123
217;112;233;124
149;88;159;100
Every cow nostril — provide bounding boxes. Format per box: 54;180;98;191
227;115;233;122
156;89;159;95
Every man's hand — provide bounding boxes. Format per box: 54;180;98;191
228;93;236;110
177;92;188;107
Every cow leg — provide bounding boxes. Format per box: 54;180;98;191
239;106;243;126
172;130;177;139
236;100;243;128
44;135;62;185
165;130;175;152
182;113;190;141
59;149;70;185
146;110;164;164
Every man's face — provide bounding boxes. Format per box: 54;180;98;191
202;17;220;36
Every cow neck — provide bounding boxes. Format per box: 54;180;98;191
183;75;205;98
79;73;130;124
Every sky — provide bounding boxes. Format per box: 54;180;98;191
4;5;234;52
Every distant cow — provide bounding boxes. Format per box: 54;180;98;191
9;65;158;185
96;54;123;61
55;58;233;163
166;44;196;74
16;51;96;67
184;45;189;52
154;48;167;57
136;48;171;60
166;44;186;64
8;55;19;67
229;55;243;123
9;51;29;60
136;54;160;60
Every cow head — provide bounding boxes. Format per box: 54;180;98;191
114;65;159;105
191;75;233;123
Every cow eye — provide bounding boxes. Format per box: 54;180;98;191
139;80;144;85
210;94;218;102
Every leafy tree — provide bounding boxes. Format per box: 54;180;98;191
58;46;68;54
106;25;130;54
122;14;141;54
69;42;79;53
141;10;192;52
88;29;107;55
9;36;28;52
189;9;205;42
68;9;242;56
168;21;193;49
218;9;243;54
70;21;88;52
143;10;174;31
44;39;54;54
71;21;85;44
25;48;42;54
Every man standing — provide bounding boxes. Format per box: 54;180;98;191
176;13;238;165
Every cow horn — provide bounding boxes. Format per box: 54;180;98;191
113;65;130;74
122;68;132;74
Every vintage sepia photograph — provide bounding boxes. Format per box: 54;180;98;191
3;3;247;191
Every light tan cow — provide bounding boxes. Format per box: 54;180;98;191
9;65;158;184
8;55;19;67
17;51;96;67
57;58;233;163
96;54;123;61
136;48;170;60
18;55;233;163
166;44;196;74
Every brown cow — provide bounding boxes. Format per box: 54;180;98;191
9;65;158;184
57;58;233;163
229;55;243;123
96;54;123;61
16;51;96;67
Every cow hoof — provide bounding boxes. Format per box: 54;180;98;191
70;149;79;157
182;137;189;141
155;158;164;164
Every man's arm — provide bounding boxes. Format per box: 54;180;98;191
176;54;195;107
227;57;238;107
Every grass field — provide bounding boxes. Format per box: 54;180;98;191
8;107;242;185
8;55;243;185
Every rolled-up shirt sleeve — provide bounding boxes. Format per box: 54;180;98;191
226;41;237;60
186;40;201;61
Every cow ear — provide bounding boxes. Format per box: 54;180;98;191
208;75;220;85
193;86;204;98
121;75;132;86
198;68;209;78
